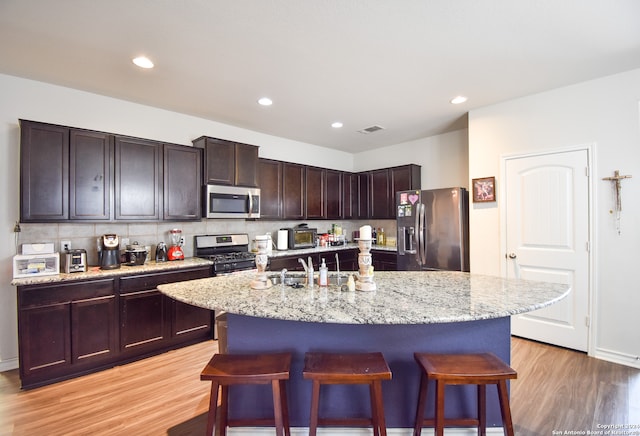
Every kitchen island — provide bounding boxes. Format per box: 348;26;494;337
158;270;569;431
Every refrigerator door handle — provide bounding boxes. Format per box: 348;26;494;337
415;203;421;265
416;203;427;266
419;203;427;266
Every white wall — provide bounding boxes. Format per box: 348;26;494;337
353;129;469;189
0;73;354;369
468;68;640;367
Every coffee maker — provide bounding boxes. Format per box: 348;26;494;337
99;234;120;270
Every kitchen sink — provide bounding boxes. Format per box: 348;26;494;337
269;274;349;287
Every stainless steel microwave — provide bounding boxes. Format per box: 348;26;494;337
204;185;260;219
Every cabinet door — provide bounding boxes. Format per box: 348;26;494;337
342;173;358;219
370;169;391;218
114;136;162;220
120;289;168;352
163;144;201;220
283;163;305;219
200;137;234;185
71;295;117;363
305;167;326;219
268;255;305;272
19;120;69;221
257;158;283;219
325;170;342;219
235;142;259;187
357;172;370;219
172;300;212;338
19;303;71;377
69;129;112;220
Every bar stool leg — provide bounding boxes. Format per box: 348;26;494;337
413;372;428;436
371;380;387;436
206;382;220;436
219;384;229;436
478;384;486;436
369;383;380;436
435;380;445;436
308;380;321;436
271;379;285;436
413;372;429;436
279;379;291;436
497;380;515;436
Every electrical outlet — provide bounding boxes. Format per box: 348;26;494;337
121;237;130;247
179;236;185;246
61;240;71;251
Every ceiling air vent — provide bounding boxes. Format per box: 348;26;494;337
357;125;385;134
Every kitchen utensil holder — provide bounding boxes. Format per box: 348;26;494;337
356;239;376;291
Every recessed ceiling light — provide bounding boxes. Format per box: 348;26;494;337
331;122;343;129
132;56;154;69
258;97;273;106
450;96;468;105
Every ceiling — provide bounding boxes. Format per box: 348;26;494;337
1;1;639;153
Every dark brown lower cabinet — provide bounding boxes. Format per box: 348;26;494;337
17;266;213;389
371;249;398;271
268;248;359;273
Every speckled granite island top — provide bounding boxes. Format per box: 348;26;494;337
157;270;570;324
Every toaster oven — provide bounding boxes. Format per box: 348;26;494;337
288;227;317;249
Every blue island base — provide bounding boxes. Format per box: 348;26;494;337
226;314;511;430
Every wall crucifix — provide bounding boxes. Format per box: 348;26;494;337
602;170;632;235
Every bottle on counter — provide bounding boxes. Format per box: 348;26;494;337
378;228;385;246
372;227;377;243
319;258;328;287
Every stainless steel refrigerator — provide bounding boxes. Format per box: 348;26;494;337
396;188;470;271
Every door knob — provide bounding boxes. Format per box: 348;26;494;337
507;253;517;259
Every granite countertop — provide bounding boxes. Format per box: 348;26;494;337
157;270;570;325
11;257;213;286
268;242;396;258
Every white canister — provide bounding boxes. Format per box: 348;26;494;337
277;229;289;250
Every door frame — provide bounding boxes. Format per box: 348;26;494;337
499;143;596;356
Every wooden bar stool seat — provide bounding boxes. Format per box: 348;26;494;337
200;352;292;436
303;352;392;436
413;352;517;436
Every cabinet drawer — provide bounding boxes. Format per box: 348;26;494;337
19;279;115;309
119;267;210;293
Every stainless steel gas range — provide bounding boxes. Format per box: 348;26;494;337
194;233;256;276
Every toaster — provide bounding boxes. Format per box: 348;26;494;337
63;249;87;273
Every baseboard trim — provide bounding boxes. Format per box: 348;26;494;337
0;357;18;372
594;347;640;369
227;427;505;435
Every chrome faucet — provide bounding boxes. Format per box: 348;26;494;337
299;257;314;285
335;252;341;284
280;268;288;285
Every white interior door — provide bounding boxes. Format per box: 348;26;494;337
505;149;590;352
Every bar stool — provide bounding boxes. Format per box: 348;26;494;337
413;352;517;436
200;352;292;436
303;352;392;436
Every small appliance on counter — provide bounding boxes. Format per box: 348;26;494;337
288;224;317;249
155;242;168;262
98;234;120;270
167;229;185;261
123;242;148;266
63;249;87;273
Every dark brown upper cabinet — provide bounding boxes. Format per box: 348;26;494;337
342;172;358;220
192;136;259;187
363;164;422;219
257;158;283;219
305;166;326;219
20;120;202;223
20;120;69;222
389;164;421;217
370;168;391;218
282;162;305;220
163;144;202;221
325;169;343;219
69;130;113;220
114;136;162;221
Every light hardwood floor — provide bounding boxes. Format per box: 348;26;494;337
1;338;638;435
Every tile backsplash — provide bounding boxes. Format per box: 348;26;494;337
16;219;396;266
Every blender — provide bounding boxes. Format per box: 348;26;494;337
167;229;185;261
